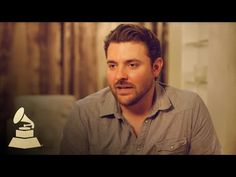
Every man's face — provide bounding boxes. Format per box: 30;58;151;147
106;41;161;107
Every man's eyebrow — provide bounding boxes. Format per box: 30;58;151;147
126;59;141;63
107;59;141;63
107;60;117;64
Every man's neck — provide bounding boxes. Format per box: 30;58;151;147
120;84;156;137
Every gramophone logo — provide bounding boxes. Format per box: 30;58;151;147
8;107;42;149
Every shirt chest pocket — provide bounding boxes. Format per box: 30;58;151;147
154;138;188;155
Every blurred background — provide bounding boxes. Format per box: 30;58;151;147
0;22;236;154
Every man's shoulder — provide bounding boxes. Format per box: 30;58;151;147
161;83;202;110
67;87;114;123
164;84;198;98
75;87;111;107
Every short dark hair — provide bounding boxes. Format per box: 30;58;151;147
104;24;161;63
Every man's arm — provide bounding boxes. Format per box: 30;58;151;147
60;104;89;154
189;94;221;154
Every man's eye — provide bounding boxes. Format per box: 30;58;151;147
128;63;139;68
108;64;116;69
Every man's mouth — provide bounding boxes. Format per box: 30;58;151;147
116;86;133;89
115;84;135;95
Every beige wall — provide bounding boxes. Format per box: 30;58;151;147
168;22;236;154
207;23;236;154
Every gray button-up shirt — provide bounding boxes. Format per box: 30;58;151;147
60;83;221;155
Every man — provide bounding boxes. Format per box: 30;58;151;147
60;24;221;154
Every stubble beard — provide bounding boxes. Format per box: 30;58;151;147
110;80;154;107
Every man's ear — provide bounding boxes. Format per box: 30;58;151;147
153;57;163;78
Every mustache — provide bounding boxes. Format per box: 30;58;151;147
115;80;135;88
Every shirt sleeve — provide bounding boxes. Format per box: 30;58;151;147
189;94;222;154
60;103;89;154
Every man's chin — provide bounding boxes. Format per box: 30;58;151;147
111;89;138;106
117;97;137;107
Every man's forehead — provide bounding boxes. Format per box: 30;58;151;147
107;42;149;59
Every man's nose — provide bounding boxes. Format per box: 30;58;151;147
116;67;128;80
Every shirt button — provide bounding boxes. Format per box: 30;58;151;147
170;145;174;150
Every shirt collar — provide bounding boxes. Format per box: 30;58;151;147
149;82;172;117
100;89;119;118
100;83;172;118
